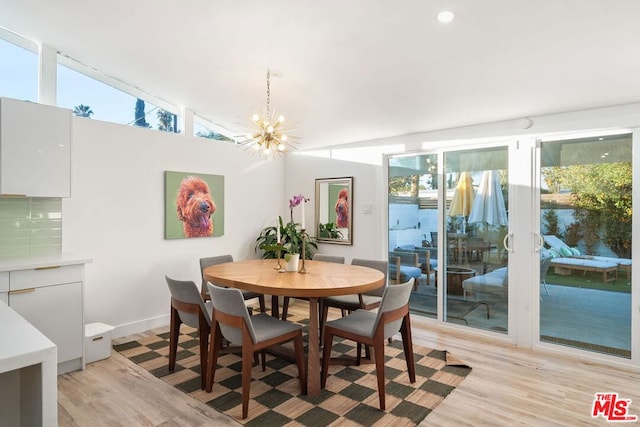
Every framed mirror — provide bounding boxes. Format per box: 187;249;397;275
315;177;353;245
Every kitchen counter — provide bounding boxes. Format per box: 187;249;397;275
0;253;92;272
0;301;57;426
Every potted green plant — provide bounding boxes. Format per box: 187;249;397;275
255;217;316;259
255;195;317;260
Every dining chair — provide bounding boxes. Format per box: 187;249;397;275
319;258;388;342
165;276;212;390
280;253;345;320
200;255;267;312
321;278;416;410
205;282;306;419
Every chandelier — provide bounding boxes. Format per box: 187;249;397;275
238;69;298;157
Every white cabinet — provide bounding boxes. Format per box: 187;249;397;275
0;97;71;197
8;264;84;374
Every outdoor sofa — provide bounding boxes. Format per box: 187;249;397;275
543;235;630;282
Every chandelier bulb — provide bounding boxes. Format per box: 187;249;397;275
252;114;260;122
278;144;286;152
281;135;288;141
278;115;285;123
267;125;274;133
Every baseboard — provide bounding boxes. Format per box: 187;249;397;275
58;358;82;375
111;314;170;339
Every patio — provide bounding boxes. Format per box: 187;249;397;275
409;271;631;358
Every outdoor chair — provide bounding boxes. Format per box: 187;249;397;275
543;235;631;280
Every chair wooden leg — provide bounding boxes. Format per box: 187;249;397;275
260;351;266;371
258;295;267;313
241;346;254;419
320;303;329;344
281;297;290;320
198;324;210;390
205;323;223;393
373;340;386;410
400;315;416;383
321;331;334;388
169;307;180;371
293;333;307;394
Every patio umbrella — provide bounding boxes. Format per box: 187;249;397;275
468;170;507;229
448;172;475;218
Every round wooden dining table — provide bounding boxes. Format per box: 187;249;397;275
203;258;385;396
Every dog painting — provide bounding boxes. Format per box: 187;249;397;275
335;187;349;228
165;171;224;239
177;176;216;237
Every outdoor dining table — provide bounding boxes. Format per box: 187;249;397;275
203;258;385;396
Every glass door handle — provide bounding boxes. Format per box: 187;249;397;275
533;232;544;252
503;232;514;252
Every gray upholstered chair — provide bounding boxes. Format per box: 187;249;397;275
281;253;346;320
165;276;212;390
320;258;388;341
205;283;306;419
199;255;266;312
321;278;416;410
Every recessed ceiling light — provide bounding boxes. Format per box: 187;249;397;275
437;10;455;23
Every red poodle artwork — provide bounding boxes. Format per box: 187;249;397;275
176;175;216;238
335;188;349;228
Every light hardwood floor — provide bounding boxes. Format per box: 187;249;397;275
58;301;639;426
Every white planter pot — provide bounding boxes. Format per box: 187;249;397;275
285;253;300;272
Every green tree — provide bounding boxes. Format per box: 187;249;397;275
542;203;560;236
73;104;93;118
542;163;632;257
157;109;177;132
389;175;421;196
196;130;233;142
133;98;150;128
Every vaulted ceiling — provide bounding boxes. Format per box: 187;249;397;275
2;1;640;149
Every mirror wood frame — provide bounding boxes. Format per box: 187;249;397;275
315;177;353;245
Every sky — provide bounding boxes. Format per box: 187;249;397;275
0;37;171;130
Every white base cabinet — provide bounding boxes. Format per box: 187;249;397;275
10;282;83;371
3;257;88;374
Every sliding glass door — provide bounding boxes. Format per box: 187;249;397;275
443;146;509;332
388;145;510;333
538;133;632;358
388;154;439;319
387;131;635;360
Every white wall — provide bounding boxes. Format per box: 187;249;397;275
284;155;383;262
62;118;284;337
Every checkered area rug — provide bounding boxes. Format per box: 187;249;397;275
114;315;471;426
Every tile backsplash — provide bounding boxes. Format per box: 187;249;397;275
0;197;62;257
